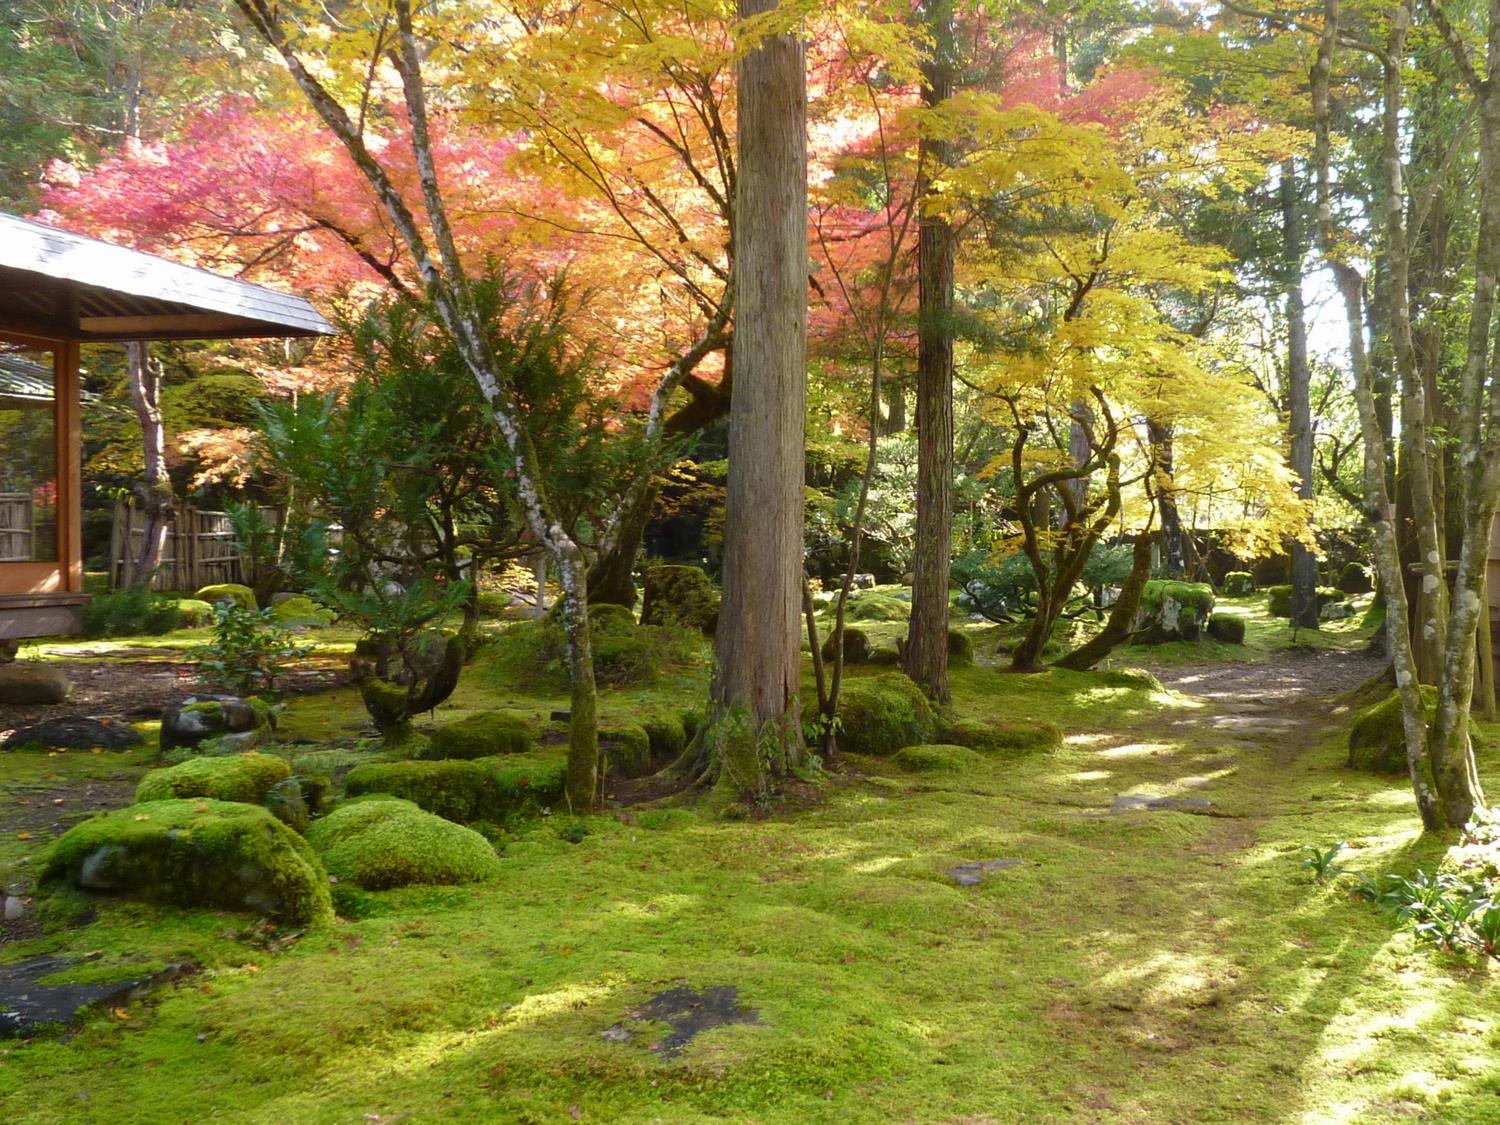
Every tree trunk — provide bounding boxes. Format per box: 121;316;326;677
681;0;808;802
1148;419;1184;578
587;484;652;608
1055;528;1154;671
125;341;172;588
556;547;600;810
1281;162;1320;630
905;0;956;703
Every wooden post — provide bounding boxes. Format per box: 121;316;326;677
1480;600;1497;721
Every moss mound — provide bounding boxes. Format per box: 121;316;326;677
1221;571;1255;597
136;752;292;805
1337;562;1374;595
194;583;257;610
600;723;653;777
846;593;911;622
174;598;216;627
343;757;567;822
1268;584;1344;619
639;565;720;634
837;672;937;757
943;717;1062;756
41;799;332;925
1134;581;1215;642
893;744;982;773
306;798;502;890
947;629;975;667
1346;686;1478;774
642;713;687;759
1207;613;1246;644
820;627;871;665
271;595;336;628
423;711;534;760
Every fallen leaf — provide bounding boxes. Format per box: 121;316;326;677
569;1104;582;1120
112;1008;129;1020
15;832;32;841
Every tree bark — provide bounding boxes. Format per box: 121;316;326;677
1148;419;1184;578
1281;162;1320;630
684;0;808;801
125;341;172;588
1054;526;1154;671
905;0;956;703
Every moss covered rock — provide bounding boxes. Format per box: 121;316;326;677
837;673;937;757
264;775;328;832
343;756;567;823
159;695;275;755
639;565;720;634
1268;584;1345;619
270;595;336;628
600;723;652;778
820;627;871;665
306;798;502;890
947;630;975;667
642;714;688;759
423;711;534;760
194;583;257;610
0;664;72;705
1207;613;1246;644
943;717;1062;756
136;752;292;805
846;593;911;622
41;799;332;925
1133;581;1215;643
1221;572;1255;597
893;744;983;773
1337;562;1373;595
174;598;216;627
1346;686;1478;774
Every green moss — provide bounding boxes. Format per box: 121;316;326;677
40;799;332;925
1337;561;1373;594
1268;584;1345;618
194;583;257;610
135;752;292;805
1222;571;1255;596
943;717;1062;756
423;711;534;760
641;713;687;758
639;565;719;633
271;595;336;628
820;627;871;664
305;798;502;890
1137;580;1215;642
1346;686;1477;774
836;672;937;756
174;598;216;627
846;592;912;622
892;743;982;773
600;723;652;778
947;629;975;667
359;678;412;730
1207;613;1246;644
343;756;567;822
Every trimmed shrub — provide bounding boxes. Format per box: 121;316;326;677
136;752;291;805
893;744;982;773
639;565;719;634
1207;614;1246;644
306;798;502;889
600;723;652;778
1221;572;1255;596
423;711;534;760
195;583;257;610
41;799;332;925
846;593;911;622
836;673;937;757
943;717;1062;756
820;627;872;665
175;598;216;627
947;629;975;667
343;756;567;822
1338;562;1374;595
1097;667;1165;692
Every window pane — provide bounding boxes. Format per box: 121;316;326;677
0;343;58;563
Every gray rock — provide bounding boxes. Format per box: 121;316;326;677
948;859;1024;886
0;955;194;1038
1111;794;1214;815
3;895;24;921
0;664;72;705
2;716;142;751
159;696;273;754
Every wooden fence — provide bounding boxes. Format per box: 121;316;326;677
0;492;33;562
109;501;280;593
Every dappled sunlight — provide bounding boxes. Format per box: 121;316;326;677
1067;769;1112;782
1098;741;1175;759
606;893;699;921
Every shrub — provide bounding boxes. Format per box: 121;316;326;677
136;752;292;805
1207;614;1246;644
174;598;216;627
81;587;182;638
343;756;567;822
820;627;871;664
422;711;534;760
41;799;332;925
195;583;258;610
306;798;502;889
892;744;982;773
1221;572;1255;596
943;717;1062;756
639;565;719;634
197;603;312;696
836;673;937;757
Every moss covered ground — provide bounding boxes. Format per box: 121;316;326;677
2;588;1500;1121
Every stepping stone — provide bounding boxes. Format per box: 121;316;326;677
0;955;194;1038
1111;794;1214;815
2;716;142;751
947;859;1024;886
607;985;760;1058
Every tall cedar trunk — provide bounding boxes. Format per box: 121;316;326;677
689;0;808;799
905;0;956;703
1282;163;1320;630
1148;419;1184;578
125;341;172;588
1054;527;1154;670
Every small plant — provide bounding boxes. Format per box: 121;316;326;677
197;603;312;696
1468;903;1500;955
81;585;182;638
1300;841;1347;883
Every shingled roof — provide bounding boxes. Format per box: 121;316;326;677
0;213;333;342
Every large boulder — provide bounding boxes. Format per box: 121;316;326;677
41;799;333;925
0;665;72;706
2;716;142;751
639;565;720;634
421;711;534;760
1132;581;1215;643
159;695;275;755
135;752;292;805
306;798;502;889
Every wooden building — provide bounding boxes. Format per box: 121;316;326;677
0;213;331;642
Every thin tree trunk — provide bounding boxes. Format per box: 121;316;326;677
1054;525;1154;671
905;0;956;703
1148;419;1184;578
1281;162;1319;630
125;341;172;588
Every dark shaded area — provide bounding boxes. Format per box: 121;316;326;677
615;985;761;1058
0;955;194;1038
1;716;142;750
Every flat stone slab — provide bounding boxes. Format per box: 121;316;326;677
1111;794;1214;815
948;859;1024;886
0;955;193;1038
2;716;143;751
603;985;760;1058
